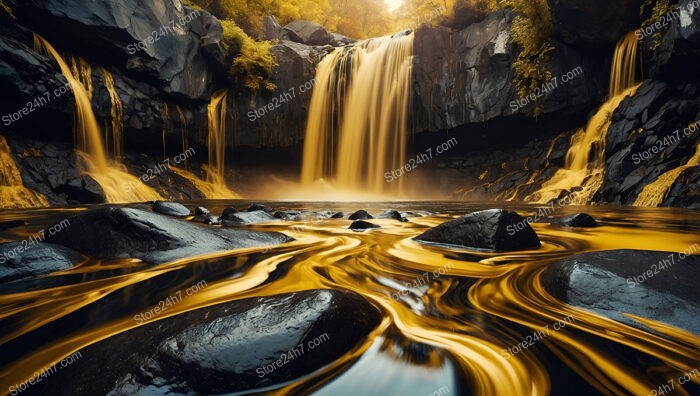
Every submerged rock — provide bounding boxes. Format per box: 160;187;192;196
0;242;83;282
45;207;291;263
349;210;374;220
221;207;239;220
152;201;191;217
552;213;598;227
30;290;381;395
349;220;381;231
541;250;700;334
223;210;278;226
414;209;541;251
194;206;210;216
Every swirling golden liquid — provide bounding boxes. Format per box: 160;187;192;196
0;202;698;395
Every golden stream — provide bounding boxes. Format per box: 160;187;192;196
0;203;698;395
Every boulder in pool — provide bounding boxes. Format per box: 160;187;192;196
152;201;191;217
0;242;83;282
414;209;541;251
552;213;598;227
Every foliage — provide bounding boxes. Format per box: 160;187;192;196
640;0;676;49
484;0;554;115
220;19;277;90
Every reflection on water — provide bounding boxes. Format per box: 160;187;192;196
0;202;698;395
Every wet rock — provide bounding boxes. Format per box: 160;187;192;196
193;215;222;226
552;213;598;227
45;207;291;264
194;206;210;216
247;203;273;212
349;210;374;220
222;210;277;226
349;220;381;231
0;242;83;282
274;210;303;220
221;207;239;220
331;33;356;46
152;201;190;217
30;290;381;395
283;20;333;46
378;210;409;222
541;250;700;334
414;209;541;251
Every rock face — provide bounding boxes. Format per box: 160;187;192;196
414;209;541;251
597;80;700;205
0;242;83;282
29;289;382;395
45;207;292;263
548;0;644;48
646;0;700;79
541;250;700;334
412;11;606;147
283;20;333;46
14;0;224;100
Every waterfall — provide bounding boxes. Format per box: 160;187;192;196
33;34;162;203
101;69;124;161
301;33;414;195
526;33;640;204
0;136;49;208
634;143;700;207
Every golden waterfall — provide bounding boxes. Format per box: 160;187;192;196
33;35;161;203
527;33;640;204
301;33;414;194
0;136;49;208
101;69;124;161
634;142;700;206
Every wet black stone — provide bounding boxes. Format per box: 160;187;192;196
349;210;373;220
414;209;541;251
222;210;278;226
541;250;700;334
552;213;598;227
28;290;382;395
247;203;273;212
349;220;381;230
0;242;83;282
194;206;210;216
152;201;191;217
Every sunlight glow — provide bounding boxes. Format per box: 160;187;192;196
385;0;403;12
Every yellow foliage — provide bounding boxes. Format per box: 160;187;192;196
0;0;15;18
220;19;277;90
640;0;674;49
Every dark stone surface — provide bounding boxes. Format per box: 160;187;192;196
27;289;382;395
222;210;277;226
45;207;292;263
378;210;409;222
548;0;644;49
349;210;373;220
552;213;598;227
414;209;541;251
0;242;83;282
283;20;333;46
152;201;191;217
194;206;210;216
349;220;381;231
247;203;273;212
541;250;700;334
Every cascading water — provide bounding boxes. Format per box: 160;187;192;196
101;69;124;161
33;34;162;203
301;33;414;195
634;142;700;206
526;33;640;203
0;136;49;208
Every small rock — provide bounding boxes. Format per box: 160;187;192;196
414;209;541;251
247;203;273;212
153;201;191;217
194;206;210;216
552;213;598;227
349;220;381;231
221;208;239;220
349;210;373;220
223;210;277;226
274;210;302;220
378;210;408;222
